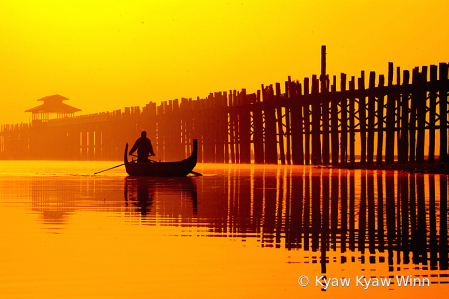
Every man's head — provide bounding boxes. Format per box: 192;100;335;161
141;131;147;137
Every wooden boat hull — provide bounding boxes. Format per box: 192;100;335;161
124;139;197;177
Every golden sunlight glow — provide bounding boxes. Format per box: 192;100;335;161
0;0;448;124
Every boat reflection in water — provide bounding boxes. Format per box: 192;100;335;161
124;176;198;219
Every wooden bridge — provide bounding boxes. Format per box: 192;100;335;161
1;46;448;164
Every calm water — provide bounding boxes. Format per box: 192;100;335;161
0;161;448;298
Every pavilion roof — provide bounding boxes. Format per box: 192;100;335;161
25;94;81;114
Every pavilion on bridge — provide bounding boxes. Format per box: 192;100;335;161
25;94;81;122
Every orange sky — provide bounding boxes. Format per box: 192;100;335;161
1;0;448;125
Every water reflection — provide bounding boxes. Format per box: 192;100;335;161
30;178;78;226
25;166;449;276
125;177;155;215
194;167;449;275
124;176;198;218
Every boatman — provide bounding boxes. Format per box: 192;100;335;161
129;131;156;162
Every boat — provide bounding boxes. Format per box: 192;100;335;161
124;139;198;177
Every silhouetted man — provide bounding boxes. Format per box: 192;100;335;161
129;131;155;162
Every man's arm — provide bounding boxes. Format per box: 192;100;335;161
149;145;155;156
129;140;139;155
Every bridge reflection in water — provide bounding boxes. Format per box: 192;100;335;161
122;166;448;275
25;164;448;282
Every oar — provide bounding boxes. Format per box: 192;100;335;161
94;163;125;175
